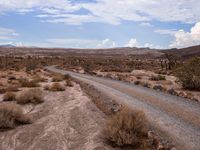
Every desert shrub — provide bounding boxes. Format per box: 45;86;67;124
44;83;65;91
0;103;31;129
19;78;40;88
16;89;44;104
26;62;37;72
6;85;20;92
150;75;166;81
103;107;148;148
176;57;200;91
52;75;65;82
65;80;73;87
134;80;141;85
64;74;72;80
3;92;16;101
32;75;47;82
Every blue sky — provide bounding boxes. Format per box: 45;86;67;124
0;0;200;49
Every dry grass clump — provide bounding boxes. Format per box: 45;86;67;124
64;74;72;80
103;107;149;148
32;75;48;83
3;92;16;101
64;74;73;87
19;78;40;88
6;85;20;92
16;89;44;104
176;57;200;91
44;83;65;91
52;75;65;82
150;75;166;81
0;103;31;129
65;80;73;87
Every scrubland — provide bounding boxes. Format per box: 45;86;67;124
0;51;199;149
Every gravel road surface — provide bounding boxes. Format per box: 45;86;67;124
47;66;200;150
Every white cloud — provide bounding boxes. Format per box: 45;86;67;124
0;0;79;13
140;22;153;27
81;0;200;24
170;22;200;48
1;0;200;25
0;27;19;40
125;38;139;47
46;38;116;48
97;38;116;48
154;29;177;35
125;38;164;49
43;14;101;25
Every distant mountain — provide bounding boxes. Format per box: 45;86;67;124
0;44;199;59
0;44;15;48
163;45;200;59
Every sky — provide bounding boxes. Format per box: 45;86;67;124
0;0;200;49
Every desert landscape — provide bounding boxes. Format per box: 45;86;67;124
0;45;199;150
1;1;200;150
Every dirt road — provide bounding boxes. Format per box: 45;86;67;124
47;66;200;150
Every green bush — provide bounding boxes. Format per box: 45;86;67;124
176;57;200;91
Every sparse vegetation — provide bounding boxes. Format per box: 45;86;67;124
176;57;200;91
3;92;16;101
64;74;73;87
75;78;119;115
32;75;48;82
103;107;149;148
16;89;44;104
150;75;166;81
6;85;20;92
19;78;40;88
0;103;31;129
44;83;65;91
52;75;65;82
65;80;73;87
64;74;72;80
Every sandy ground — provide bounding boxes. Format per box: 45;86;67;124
0;82;118;150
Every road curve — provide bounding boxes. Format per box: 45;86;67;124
46;66;200;150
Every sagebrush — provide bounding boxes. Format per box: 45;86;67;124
0;103;31;129
17;88;44;104
103;107;149;148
